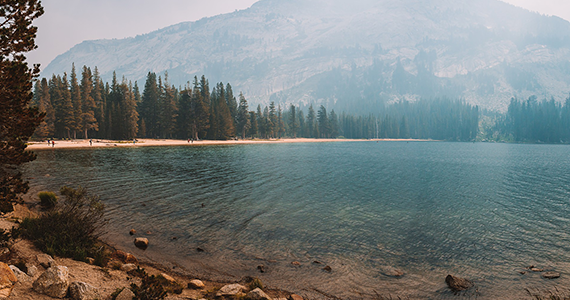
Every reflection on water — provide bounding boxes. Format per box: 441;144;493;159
23;142;570;299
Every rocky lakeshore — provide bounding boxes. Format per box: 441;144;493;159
0;197;301;300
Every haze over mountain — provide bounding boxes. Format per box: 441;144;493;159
42;0;570;112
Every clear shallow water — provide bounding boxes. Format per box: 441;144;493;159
23;142;570;299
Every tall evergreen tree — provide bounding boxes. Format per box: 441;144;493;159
140;72;160;138
80;66;98;138
307;105;316;138
34;78;55;138
317;105;330;138
69;63;82;139
0;0;44;212
236;92;250;139
288;104;299;138
190;76;210;140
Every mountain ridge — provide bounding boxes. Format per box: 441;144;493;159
42;0;570;112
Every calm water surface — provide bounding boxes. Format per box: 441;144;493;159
23;142;570;299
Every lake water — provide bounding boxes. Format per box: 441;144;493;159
23;141;570;299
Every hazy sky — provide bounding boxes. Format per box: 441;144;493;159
27;0;570;69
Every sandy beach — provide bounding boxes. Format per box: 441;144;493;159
27;138;433;150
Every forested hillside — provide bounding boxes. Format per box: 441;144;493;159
33;67;480;142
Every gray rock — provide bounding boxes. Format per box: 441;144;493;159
445;274;473;292
32;266;70;298
120;263;137;272
247;288;272;300
216;283;246;296
69;281;99;300
36;253;55;268
8;265;30;282
115;288;135;300
25;264;38;277
188;279;205;289
134;237;149;249
543;272;561;279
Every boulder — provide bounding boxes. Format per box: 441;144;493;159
247;288;272;300
69;281;99;300
113;250;138;264
216;283;246;296
25;264;38;277
134;238;149;249
160;273;176;284
543;272;560;279
9;265;30;282
0;262;17;298
129;229;136;235
445;274;473;292
380;266;404;277
120;263;137;273
531;268;544;272
32;266;70;298
188;279;205;289
37;253;55;268
257;265;266;273
288;294;304;300
115;288;135;300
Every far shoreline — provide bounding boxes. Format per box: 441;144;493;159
27;137;437;150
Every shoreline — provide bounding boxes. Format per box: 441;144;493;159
4;192;298;300
26;137;436;150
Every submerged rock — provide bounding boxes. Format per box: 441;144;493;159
134;238;149;249
543;272;560;279
531;268;544;272
216;283;246;296
257;265;266;273
129;229;136;235
380;266;404;277
33;266;70;298
445;274;473;292
291;261;301;266
322;266;332;272
288;294;304;300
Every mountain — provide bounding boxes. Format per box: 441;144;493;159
42;0;570;112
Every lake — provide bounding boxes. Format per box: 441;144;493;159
23;141;570;299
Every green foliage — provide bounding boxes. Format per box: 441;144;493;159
130;268;168;300
16;186;105;262
0;0;45;213
38;191;57;208
248;277;264;290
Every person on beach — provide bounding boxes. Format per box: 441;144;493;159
89;139;92;146
52;140;55;147
133;139;136;145
47;139;51;146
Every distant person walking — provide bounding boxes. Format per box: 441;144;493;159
89;139;92;146
47;139;51;146
133;139;136;145
51;140;55;147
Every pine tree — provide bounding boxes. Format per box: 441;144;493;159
121;80;139;139
91;67;105;138
0;0;45;212
317;105;329;138
329;109;339;138
307;105;316;138
288;104;299;138
140;72;160;138
190;76;210;140
176;87;192;139
236;92;250;139
34;78;55;138
69;63;82;139
225;83;238;132
160;72;178;138
248;111;258;138
80;66;98;138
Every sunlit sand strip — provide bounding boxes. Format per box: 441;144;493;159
27;138;436;150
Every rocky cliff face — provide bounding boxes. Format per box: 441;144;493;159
42;0;570;111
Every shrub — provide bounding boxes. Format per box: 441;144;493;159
130;268;167;300
38;191;57;208
16;186;106;262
